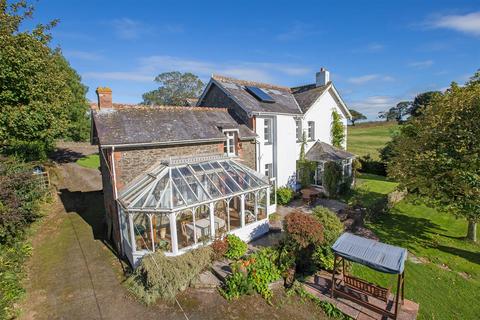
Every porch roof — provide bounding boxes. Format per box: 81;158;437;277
332;233;408;274
118;156;270;212
305;140;355;162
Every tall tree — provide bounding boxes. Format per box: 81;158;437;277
388;76;480;242
348;109;367;126
142;71;204;106
0;0;89;160
378;101;411;123
410;91;442;117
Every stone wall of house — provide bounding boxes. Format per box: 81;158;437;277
98;147;122;254
200;83;251;127
114;142;224;188
237;138;256;170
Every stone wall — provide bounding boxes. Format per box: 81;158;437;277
237;138;256;170
115;142;223;188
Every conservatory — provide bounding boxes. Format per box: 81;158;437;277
117;155;276;266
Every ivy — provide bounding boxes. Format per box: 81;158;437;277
331;110;345;148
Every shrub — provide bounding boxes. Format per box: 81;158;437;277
323;161;343;198
283;211;324;249
221;248;281;302
276;187;294;205
268;212;281;222
312;206;344;245
312;245;335;271
358;154;386;176
224;235;247;260
125;246;213;304
211;238;229;260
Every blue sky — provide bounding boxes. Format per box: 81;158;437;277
30;0;480;119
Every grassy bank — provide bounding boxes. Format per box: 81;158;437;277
76;154;100;169
347;121;398;159
349;174;480;320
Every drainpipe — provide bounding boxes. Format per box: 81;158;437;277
110;146;123;255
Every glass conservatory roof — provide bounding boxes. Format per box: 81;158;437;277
118;158;270;212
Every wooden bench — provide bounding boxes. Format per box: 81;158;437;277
343;274;390;302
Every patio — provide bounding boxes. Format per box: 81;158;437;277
117;156;276;266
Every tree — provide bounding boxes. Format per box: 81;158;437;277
378;101;412;123
330;110;345;148
0;0;89;160
348;109;366;126
388;76;480;242
142;71;204;106
410;91;442;117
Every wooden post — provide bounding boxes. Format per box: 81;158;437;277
394;273;401;319
331;254;338;298
401;272;405;304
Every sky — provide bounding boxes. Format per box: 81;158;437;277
27;0;480;120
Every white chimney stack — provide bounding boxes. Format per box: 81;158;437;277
316;68;330;87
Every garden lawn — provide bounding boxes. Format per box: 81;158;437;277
347;122;398;159
348;174;480;320
76;154;100;169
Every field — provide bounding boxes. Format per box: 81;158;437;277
347;121;399;159
346;121;480;319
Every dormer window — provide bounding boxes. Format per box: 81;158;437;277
224;131;236;156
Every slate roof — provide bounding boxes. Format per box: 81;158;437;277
92;106;257;147
305;140;355;162
291;82;331;113
211;75;302;115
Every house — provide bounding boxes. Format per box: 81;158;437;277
91;88;276;267
197;68;355;190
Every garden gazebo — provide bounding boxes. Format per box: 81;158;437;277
117;155;275;266
330;233;408;319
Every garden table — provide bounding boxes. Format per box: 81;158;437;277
186;216;226;240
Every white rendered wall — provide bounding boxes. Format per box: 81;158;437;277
275;115;299;187
255;117;274;179
303;89;348;151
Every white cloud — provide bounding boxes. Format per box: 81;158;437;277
427;11;480;36
83;55;312;84
354;42;385;53
408;60;434;69
64;50;103;61
111;18;143;39
109;18;182;40
348;95;398;119
275;21;320;41
347;74;394;85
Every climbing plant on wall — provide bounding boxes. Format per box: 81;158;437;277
330;110;345;148
297;132;316;187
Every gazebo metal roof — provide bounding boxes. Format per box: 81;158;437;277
118;157;270;212
332;233;408;274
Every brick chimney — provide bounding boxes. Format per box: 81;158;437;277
316;68;330;87
96;87;113;109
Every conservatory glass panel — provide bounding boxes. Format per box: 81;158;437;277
177;209;196;249
132;213;152;251
171;168;198;207
257;189;267;220
195;205;212;242
245;192;256;225
218;161;249;190
214;201;228;237
152;213;171;252
228;196;242;231
215;170;241;193
197;172;222;198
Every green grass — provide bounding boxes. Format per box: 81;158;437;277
347;122;399;159
348;174;480;320
76;154;100;169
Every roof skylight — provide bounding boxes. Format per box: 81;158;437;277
245;86;275;103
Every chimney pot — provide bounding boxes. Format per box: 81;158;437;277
96;87;113;109
316;68;330;87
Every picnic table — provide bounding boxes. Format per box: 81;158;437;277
186;216;226;240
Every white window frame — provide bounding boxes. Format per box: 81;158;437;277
307;121;315;141
295;119;302;142
265;163;272;179
264;119;272;145
224;131;236;156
